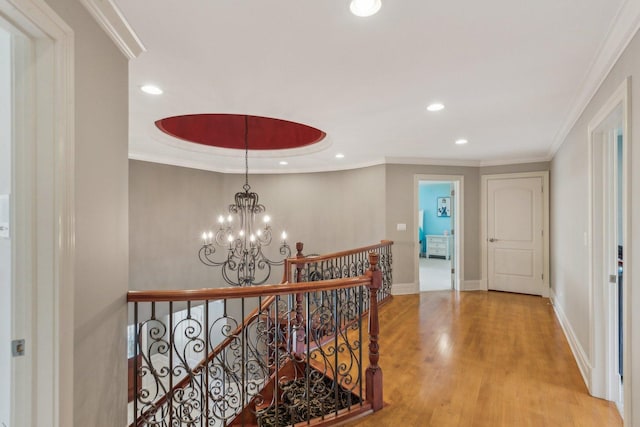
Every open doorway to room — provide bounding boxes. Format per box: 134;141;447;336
414;175;463;292
588;78;631;419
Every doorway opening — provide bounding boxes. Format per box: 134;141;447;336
414;175;463;292
588;78;631;419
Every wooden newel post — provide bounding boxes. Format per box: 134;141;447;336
294;242;306;354
366;251;383;411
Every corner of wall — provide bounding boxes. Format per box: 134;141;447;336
391;281;418;295
461;280;482;291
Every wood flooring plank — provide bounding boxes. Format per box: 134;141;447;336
344;291;622;427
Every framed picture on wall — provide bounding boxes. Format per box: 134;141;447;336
437;197;450;217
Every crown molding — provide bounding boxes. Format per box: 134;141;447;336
129;151;553;174
79;0;146;59
385;157;481;167
386;155;551;168
548;0;640;158
128;152;387;175
478;156;551;167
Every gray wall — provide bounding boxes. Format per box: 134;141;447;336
131;160;549;290
551;26;640;423
130;161;225;290
44;1;130;425
383;162;549;285
384;164;480;285
129;161;386;290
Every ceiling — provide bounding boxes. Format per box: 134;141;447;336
113;0;633;173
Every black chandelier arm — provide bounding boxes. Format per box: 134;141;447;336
200;241;291;287
198;245;227;267
251;241;292;267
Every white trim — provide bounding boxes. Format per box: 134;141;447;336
548;0;640;158
478;156;551;167
413;174;464;293
79;0;145;59
129;151;388;175
387;157;480;167
480;171;550;297
461;280;482;291
391;282;418;295
550;289;592;390
1;1;75;426
127;153;554;175
387;156;551;168
586;77;631;420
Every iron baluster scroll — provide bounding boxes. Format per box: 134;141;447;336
127;245;391;427
199;115;291;286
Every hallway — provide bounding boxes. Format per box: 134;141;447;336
346;291;621;427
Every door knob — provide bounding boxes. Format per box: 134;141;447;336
489;238;498;242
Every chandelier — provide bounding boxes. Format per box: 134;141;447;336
199;116;291;286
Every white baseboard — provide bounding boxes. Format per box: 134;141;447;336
461;280;482;291
391;282;418;295
549;289;592;389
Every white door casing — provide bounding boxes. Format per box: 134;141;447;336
413;174;464;292
587;77;631;421
0;1;75;426
481;172;549;297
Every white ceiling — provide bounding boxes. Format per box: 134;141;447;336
112;0;633;173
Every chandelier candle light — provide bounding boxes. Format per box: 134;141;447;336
199;116;291;286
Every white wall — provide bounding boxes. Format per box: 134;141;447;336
0;24;11;427
551;27;640;425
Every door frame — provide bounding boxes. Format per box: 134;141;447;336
413;174;464;291
0;1;74;426
480;171;550;296
587;77;631;420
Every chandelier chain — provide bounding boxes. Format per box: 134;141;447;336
243;115;250;192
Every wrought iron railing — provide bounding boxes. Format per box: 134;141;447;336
286;240;393;305
127;242;392;427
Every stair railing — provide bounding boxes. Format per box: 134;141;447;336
127;242;392;427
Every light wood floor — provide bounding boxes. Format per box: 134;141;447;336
345;291;622;427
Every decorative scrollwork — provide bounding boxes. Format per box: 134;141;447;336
131;242;393;427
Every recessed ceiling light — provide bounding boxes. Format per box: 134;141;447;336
140;84;163;95
455;139;468;145
279;161;288;165
350;0;382;17
335;153;345;159
427;103;445;112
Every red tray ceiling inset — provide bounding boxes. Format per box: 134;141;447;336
155;114;326;150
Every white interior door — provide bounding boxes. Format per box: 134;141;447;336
487;177;544;295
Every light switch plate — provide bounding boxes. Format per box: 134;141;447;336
396;223;407;231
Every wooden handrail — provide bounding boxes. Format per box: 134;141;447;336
285;240;393;265
129;243;391;427
127;276;371;302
